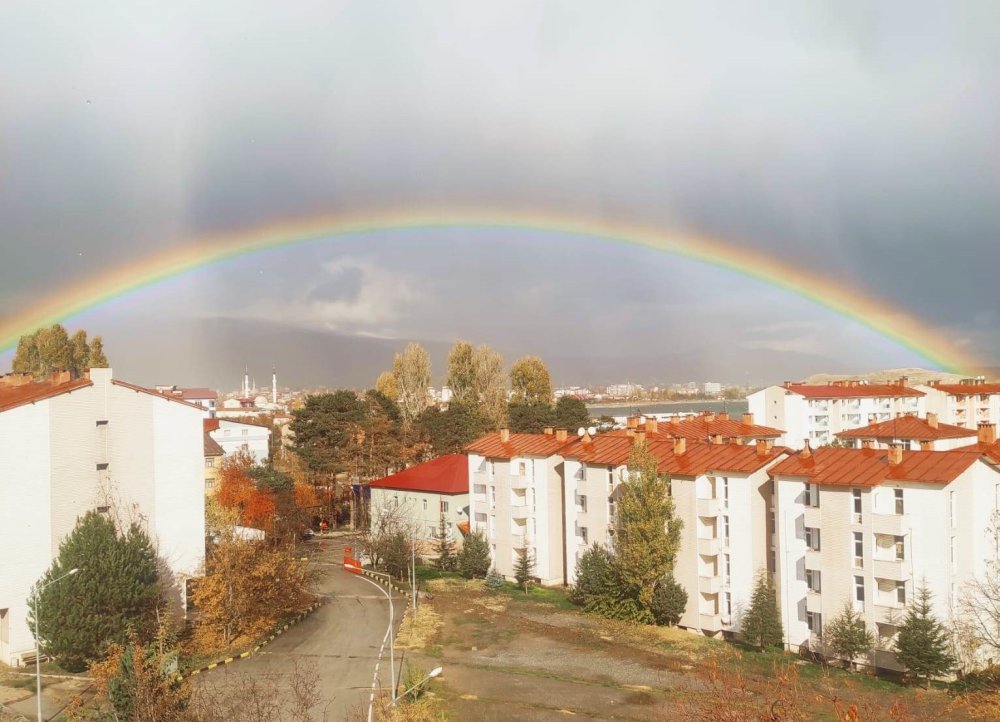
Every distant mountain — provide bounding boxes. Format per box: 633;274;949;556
804;368;967;386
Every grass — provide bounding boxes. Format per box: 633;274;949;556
495;581;576;609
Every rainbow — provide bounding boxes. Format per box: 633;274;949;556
0;209;978;373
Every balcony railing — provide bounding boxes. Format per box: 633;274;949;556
805;549;822;570
510;476;530;490
872;513;908;536
697;498;720;517
803;506;821;529
874;603;906;625
806;590;822;614
697;537;722;556
511;506;530;520
873;558;910;581
699;575;722;594
511;533;530;549
699;613;723;633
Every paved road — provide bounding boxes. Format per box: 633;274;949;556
198;535;406;722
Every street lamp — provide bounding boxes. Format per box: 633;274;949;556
389;666;442;707
33;567;79;722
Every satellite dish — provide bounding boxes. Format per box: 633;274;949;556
577;427;586;437
587;426;597;436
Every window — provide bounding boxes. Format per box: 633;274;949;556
242;428;249;437
896;582;907;606
241;443;249;452
423;499;427;511
807;611;823;636
723;591;732;619
721;477;729;506
806;569;821;593
950;490;957;528
769;511;775;532
607;466;615;486
951;536;957;570
518;461;528;476
852;488;862;523
223;429;231;436
205;457;215;468
853;532;864;567
805;527;820;551
723;553;731;578
895;536;906;561
489;461;496;480
440;500;449;513
205;479;215;489
894;488;904;515
95;419;109;426
804;482;819;507
96;505;110;514
0;608;8;647
722;515;730;540
854;575;865;606
427;526;436;539
580;527;589;544
473;484;486;495
96;462;109;471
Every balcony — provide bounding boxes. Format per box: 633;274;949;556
806;590;822;614
874;603;906;626
511;533;529;549
803;506;821;529
873;558;910;582
510;476;531;490
699;613;723;633
511;506;530;520
697;537;722;556
699;575;722;594
697;498;720;517
805;549;822;571
872;513;908;536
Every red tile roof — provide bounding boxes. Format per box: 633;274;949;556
954;440;1000;463
0;377;92;413
464;432;570;459
204;432;225;457
156;386;218;401
770;447;982;487
836;415;976;441
370;454;469;494
926;383;1000;396
204;418;220;433
784;382;924;399
112;380;206;410
606;415;783;442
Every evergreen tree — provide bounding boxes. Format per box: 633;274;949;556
507;401;556;434
514;549;535;593
895;583;955;688
434;515;456;571
553;396;591;433
614;443;682;610
416;402;489;455
87;335;109;367
569;543;616;606
484;567;504;590
457;530;492;579
650;573;688;627
741;570;784;651
28;511;159;671
826;601;874;670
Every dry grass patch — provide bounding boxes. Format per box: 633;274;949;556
396;604;443;651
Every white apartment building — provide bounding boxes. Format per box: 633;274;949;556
0;369;206;666
205;418;272;463
749;380;925;449
154;386;218;419
559;429;788;637
770;442;1000;671
369;454;470;553
835;413;979;451
466;429;570;584
916;379;1000;430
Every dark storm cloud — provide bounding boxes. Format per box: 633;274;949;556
1;0;998;380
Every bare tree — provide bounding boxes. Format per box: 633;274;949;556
472;344;507;429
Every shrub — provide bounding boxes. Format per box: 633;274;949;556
584;595;654;625
457;530;491;579
568;543;616;606
484;568;504;590
650;573;687;626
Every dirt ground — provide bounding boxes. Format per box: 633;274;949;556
396;578;974;722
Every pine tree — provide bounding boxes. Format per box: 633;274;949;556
614;443;682;610
28;511;159;671
650;573;688;627
895;583;955;688
569;543;616;606
457;530;491;579
514;549;535;593
741;569;784;651
826;601;874;670
484;567;504;590
434;515;456;572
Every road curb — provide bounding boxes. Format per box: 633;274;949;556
358;568;410;597
180;597;328;679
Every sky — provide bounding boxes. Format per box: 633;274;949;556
2;1;999;390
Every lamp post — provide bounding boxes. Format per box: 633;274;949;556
389;666;442;707
33;567;79;722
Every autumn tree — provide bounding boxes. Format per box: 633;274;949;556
445;340;477;404
393;342;432;421
29;511;160;671
473;344;507;429
826;601;874;670
191;532;312;650
13;324;110;378
510;355;553;404
374;370;399;401
554;396;590;432
741;570;784;651
895;583;955;688
216;451;277;530
614;443;682;610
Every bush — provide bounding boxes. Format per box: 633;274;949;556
568;543;616;606
584;595;654;625
381;531;412;580
457;530;491;579
484;568;504;590
650;573;687;626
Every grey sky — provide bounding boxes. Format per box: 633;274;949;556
2;2;998;388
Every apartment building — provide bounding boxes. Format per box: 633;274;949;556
770;442;1000;670
559;429;788;637
749;379;925;449
610;413;783;445
369;454;470;553
465;429;569;584
203;432;225;493
0;369;206;666
205;418;272;463
154;386;218;419
835;413;978;451
916;378;1000;429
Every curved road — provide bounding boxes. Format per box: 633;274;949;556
199;535;406;721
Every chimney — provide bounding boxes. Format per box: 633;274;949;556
926;412;938;429
673;437;687;456
582;431;593;445
626;428;636;438
861;439;874;450
711;434;724;445
500;428;510;443
0;373;33;387
888;443;904;466
543;426;554;436
899;376;908;387
555;428;568;442
635;430;646;445
645;417;658;434
626;416;639;430
49;370;71;384
978;422;997;445
742;412;754;426
755;438;772;457
920;440;933;451
801;440;811;459
718;412;729;421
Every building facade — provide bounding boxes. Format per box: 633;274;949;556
0;368;205;666
916;379;1000;430
205;418;271;463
